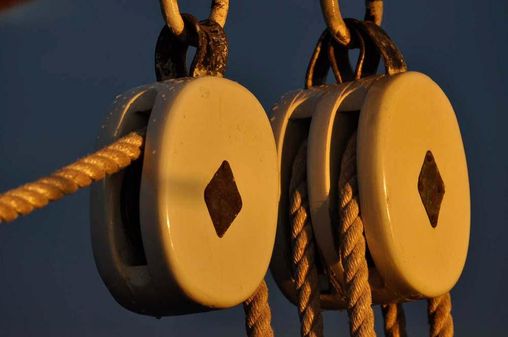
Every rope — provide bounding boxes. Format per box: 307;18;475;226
337;132;376;337
243;280;275;337
0;131;145;223
0;128;278;337
0;129;276;337
289;141;324;337
381;304;407;337
0;110;457;337
336;132;453;337
428;293;454;337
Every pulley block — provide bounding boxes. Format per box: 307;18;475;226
270;19;470;309
91;12;278;317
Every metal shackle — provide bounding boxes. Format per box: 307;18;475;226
159;0;229;41
320;0;383;45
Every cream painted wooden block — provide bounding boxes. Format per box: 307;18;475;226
357;72;470;298
306;77;379;298
270;72;470;308
270;85;345;309
91;77;279;316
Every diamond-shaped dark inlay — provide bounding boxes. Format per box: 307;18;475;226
204;161;243;238
418;151;445;228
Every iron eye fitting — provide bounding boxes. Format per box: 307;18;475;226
320;0;384;45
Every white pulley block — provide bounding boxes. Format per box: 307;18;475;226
270;77;386;308
270;85;346;309
271;19;470;308
91;77;279;316
306;72;470;303
356;72;470;298
306;76;379;291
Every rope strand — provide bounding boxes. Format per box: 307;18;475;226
0;128;279;337
289;141;324;337
428;293;454;337
381;304;407;337
243;280;275;337
0;131;145;223
0;110;458;337
338;133;376;337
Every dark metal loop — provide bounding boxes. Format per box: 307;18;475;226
345;19;407;76
320;0;383;45
155;14;228;81
305;18;406;88
329;25;380;83
305;30;336;88
305;25;379;88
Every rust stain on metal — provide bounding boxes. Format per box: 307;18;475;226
204;160;242;238
418;151;445;228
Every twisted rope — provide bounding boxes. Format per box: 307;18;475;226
428;293;454;337
0;131;145;223
0;128;278;337
243;280;275;337
381;304;407;337
289;141;324;337
0;115;458;337
337;133;376;337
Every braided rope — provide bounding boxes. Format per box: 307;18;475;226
428;293;454;337
337;133;376;337
243;280;275;337
381;304;407;337
0;131;144;223
289;141;324;337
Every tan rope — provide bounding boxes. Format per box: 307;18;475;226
0;114;457;337
289;141;324;337
0;128;277;337
428;293;454;337
381;304;407;337
243;280;275;337
0;131;145;223
337;132;376;337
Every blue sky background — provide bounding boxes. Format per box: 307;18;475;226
0;0;507;336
